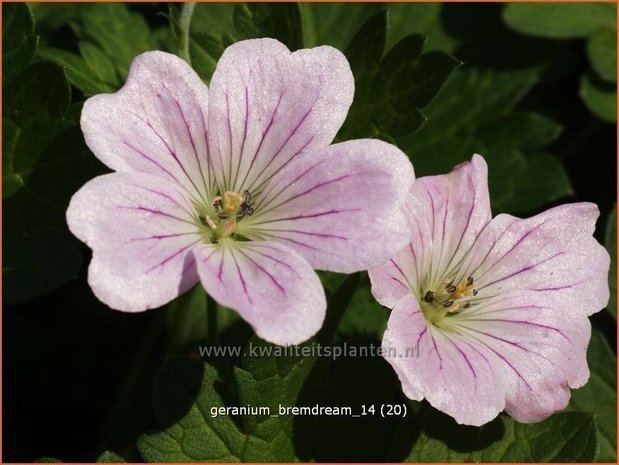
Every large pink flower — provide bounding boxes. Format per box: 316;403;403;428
67;39;414;345
369;155;609;426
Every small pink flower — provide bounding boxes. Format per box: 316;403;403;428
369;155;610;426
67;39;414;345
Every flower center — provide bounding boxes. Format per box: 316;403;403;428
197;190;254;243
420;276;478;326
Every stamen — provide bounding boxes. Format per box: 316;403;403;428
223;219;235;236
236;190;255;219
422;274;479;318
205;215;217;230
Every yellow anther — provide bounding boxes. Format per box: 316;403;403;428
222;191;244;217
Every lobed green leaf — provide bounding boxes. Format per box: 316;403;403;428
339;11;461;141
400;68;573;213
404;409;598;462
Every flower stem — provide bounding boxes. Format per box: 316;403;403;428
206;292;218;346
178;2;197;65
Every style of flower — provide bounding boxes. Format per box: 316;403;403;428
369;155;610;426
67;39;415;345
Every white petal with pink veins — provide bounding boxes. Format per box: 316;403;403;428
242;139;414;274
371;154;610;426
463;203;610;317
207;38;354;193
383;294;506;426
194;240;326;345
369;154;490;308
67;172;201;311
81;51;213;201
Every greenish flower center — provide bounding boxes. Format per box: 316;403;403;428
420;275;478;326
196;189;254;243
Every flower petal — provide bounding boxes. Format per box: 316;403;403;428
81;51;213;201
369;154;491;307
383;294;506;426
194;241;326;345
66;172;201;311
463;203;610;317
449;290;592;423
242;139;414;273
207;38;354;193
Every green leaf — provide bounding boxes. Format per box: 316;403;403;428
233;338;318;461
234;3;303;51
39;4;158;96
3;121;105;303
605;207;617;319
386;4;444;50
569;330;616;462
317;273;361;345
3;3;38;82
188;33;226;83
72;4;154;79
29;2;83;31
339;12;461;140
3;60;71;199
344;10;388;79
178;3;303;83
300;3;384;49
587;29;617;83
165;285;244;354
138;343;319;461
138;358;246;462
580;70;617;123
503;3;616;39
190;3;236;38
399;68;573;213
2;19;91;302
4;60;70;124
504;3;617;122
476;113;572;213
404;409;598;462
23;123;107;206
336;279;389;342
39;46;118;96
140;274;362;462
96;451;126;463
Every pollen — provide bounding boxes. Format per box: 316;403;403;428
221;191;244;217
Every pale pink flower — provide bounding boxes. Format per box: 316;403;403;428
369;155;609;426
67;39;414;345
